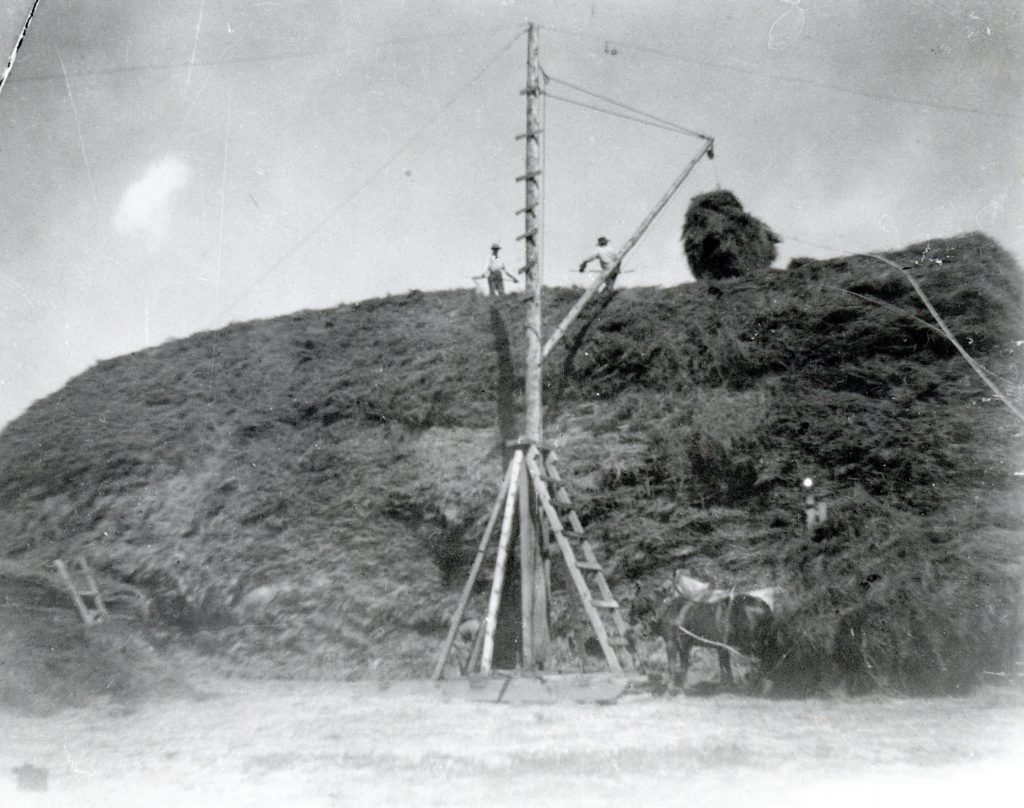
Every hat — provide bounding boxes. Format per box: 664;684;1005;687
490;243;501;250
597;236;609;246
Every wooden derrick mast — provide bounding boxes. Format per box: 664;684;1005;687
434;22;712;682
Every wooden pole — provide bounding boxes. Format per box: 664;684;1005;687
480;449;524;674
517;21;548;671
526;452;550;669
538;503;552;666
517;464;536;668
541;138;713;361
523;22;543;442
430;459;514;680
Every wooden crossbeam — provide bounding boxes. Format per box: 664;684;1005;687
515;170;542;182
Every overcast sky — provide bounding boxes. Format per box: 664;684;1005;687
0;0;1021;428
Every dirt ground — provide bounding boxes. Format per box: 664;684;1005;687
2;674;1022;808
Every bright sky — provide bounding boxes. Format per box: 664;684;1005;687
0;0;1021;428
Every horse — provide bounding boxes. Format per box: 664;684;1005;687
629;581;781;693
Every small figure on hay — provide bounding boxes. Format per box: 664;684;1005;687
485;243;518;297
802;477;828;541
578;236;621;290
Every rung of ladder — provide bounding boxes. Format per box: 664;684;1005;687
515;129;543;140
591;598;619;610
515;205;537;215
515;170;542;182
563;529;585;539
576;561;603;572
505;438;552;451
516;229;538;241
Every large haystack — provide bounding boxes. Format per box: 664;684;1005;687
1;233;1021;696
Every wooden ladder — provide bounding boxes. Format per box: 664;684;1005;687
54;556;108;626
524;447;633;673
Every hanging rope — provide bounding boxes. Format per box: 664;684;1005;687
12;23;527;86
824;284;1017;387
781;233;1024;425
868;251;1024;425
213;28;526;324
541;24;1022;123
542;91;697;136
544;72;710;140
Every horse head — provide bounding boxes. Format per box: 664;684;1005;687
626;580;669;647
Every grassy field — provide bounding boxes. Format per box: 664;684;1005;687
2;677;1021;807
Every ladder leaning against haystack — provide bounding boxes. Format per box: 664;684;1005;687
54;556;108;626
526;448;632;672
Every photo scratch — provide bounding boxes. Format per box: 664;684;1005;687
184;0;207;97
217;84;233;308
0;272;37;308
55;48;98;211
768;0;806;51
178;76;211;140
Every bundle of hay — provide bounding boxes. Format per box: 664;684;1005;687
682;190;780;280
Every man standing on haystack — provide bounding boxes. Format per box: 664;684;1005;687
578;236;621;290
486;243;518;297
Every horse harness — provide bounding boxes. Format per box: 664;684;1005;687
672;588;748;659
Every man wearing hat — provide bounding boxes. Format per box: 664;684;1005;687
578;236;621;289
486;243;518;297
